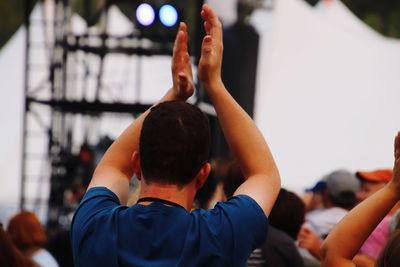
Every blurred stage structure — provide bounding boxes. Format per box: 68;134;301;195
11;0;400;231
22;0;204;229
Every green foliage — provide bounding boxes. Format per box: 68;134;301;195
0;0;37;49
0;0;23;48
305;0;400;38
1;0;399;50
341;0;400;38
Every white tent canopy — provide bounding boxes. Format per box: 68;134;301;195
254;0;400;191
0;19;25;222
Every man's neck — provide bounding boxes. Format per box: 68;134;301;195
138;180;195;211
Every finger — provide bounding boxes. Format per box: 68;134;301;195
201;35;213;55
201;4;219;26
180;22;188;48
201;4;222;39
180;21;187;32
204;21;211;35
298;231;309;240
173;23;184;49
172;31;184;61
173;23;188;60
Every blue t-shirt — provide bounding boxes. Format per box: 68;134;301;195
71;187;268;267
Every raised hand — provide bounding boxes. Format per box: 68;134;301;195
198;4;224;90
171;22;194;100
298;226;322;260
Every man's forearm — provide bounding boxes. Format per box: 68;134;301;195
206;81;277;179
321;184;399;266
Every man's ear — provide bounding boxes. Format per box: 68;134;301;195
195;162;211;189
131;151;142;180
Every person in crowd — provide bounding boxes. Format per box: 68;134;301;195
303;180;326;213
71;4;280;267
258;188;306;267
389;209;400;234
355;168;400;263
46;228;73;267
194;157;231;209
220;160;304;267
375;230;400;266
0;223;38;267
7;211;59;267
321;132;400;267
193;165;219;209
298;170;360;260
269;189;306;242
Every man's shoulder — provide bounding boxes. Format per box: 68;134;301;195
195;195;268;240
213;195;267;213
196;195;267;223
72;193;268;267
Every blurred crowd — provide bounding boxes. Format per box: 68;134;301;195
1;159;399;267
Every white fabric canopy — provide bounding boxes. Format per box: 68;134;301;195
254;0;400;192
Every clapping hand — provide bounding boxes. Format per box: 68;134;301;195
171;22;194;101
198;4;223;90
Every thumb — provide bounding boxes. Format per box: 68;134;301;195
201;35;213;57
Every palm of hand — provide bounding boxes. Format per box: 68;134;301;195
197;5;223;88
171;22;194;100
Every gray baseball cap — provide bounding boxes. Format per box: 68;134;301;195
325;170;360;200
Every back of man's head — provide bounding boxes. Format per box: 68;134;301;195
140;101;210;187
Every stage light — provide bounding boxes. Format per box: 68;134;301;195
159;4;178;27
136;3;155;26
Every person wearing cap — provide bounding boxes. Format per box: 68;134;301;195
355;169;400;262
356;169;393;202
302;180;326;213
298;170;360;260
321;132;400;267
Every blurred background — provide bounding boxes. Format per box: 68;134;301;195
0;0;400;238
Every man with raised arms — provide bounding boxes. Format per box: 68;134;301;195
71;5;280;267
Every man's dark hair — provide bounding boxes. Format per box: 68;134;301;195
376;230;400;267
140;101;210;187
269;188;306;240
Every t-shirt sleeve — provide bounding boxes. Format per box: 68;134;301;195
204;195;268;265
71;187;121;260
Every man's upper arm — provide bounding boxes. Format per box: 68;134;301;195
202;195;268;265
233;174;280;217
71;187;122;265
71;187;120;252
87;165;130;205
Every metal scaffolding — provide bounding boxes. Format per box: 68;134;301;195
22;0;204;229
